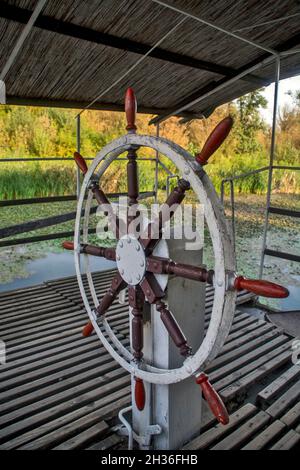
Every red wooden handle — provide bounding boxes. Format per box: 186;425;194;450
234;276;289;298
134;378;146;411
195;116;233;165
196;373;229;425
74;151;88;174
82;321;94;337
62;241;74;251
125;87;137;133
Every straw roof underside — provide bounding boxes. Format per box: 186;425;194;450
0;0;300;118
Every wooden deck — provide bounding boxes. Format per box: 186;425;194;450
0;269;298;450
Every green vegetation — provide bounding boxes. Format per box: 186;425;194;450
0;88;299;200
0;89;299;290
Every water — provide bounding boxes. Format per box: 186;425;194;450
0;252;116;293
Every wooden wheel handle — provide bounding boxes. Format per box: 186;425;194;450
195;116;233;165
234;276;289;298
134;378;146;411
125;87;137;133
196;373;229;425
62;241;74;250
74;151;88;175
82;321;94;337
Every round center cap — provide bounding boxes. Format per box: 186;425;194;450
116;235;146;285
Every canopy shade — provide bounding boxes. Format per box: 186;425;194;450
0;0;300;121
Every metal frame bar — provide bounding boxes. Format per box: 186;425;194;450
259;57;281;278
0;3;266;87
0;157;157;162
76;115;81;199
268;207;300;218
221;164;300;273
0;190;155;241
264;249;300;263
0;0;47;81
154;123;160;203
149;54;279;125
152;0;277;55
0;191;158;207
233;13;300;33
0;228;98;248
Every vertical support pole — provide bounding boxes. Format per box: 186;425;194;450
154;123;160;203
259;57;280;278
151;235;204;449
76;115;81;200
229;180;236;253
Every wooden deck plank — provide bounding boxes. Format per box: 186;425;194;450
17;394;131;450
210;411;271;450
0;346;129;413
219;321;276;354
86;433;123;450
18;390;130;450
265;382;300;419
182;404;257;450
241;420;287;450
1;304;128;343
269;429;300;450
53;421;109;450
0;379;131;449
4;313;127;352
206;327;282;373
0;365;127;428
257;365;300;406
0;270;296;450
0;330;124;379
280;401;300;428
210;335;289;384
220;348;293;402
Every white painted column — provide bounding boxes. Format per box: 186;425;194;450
132;233;205;449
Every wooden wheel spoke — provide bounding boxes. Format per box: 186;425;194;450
127;148;140;231
74;151;121;238
91;185;121;239
62;241;116;261
97;273;127;316
140;179;190;253
156;301;192;358
82;273;127;337
146;256;214;284
140;273;165;304
128;285;145;361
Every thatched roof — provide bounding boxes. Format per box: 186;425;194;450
0;0;300;121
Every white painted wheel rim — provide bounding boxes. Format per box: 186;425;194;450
74;134;236;385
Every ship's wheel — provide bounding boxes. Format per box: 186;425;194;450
63;88;288;425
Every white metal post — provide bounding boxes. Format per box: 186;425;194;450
259;57;281;278
154;123;160;203
76;115;81;200
151;235;205;449
130;232;205;450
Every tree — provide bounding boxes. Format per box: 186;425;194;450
235;90;267;154
286;89;300;107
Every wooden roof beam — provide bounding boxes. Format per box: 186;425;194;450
0;2;267;87
5;95;203;120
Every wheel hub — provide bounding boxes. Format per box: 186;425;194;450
116;235;146;285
